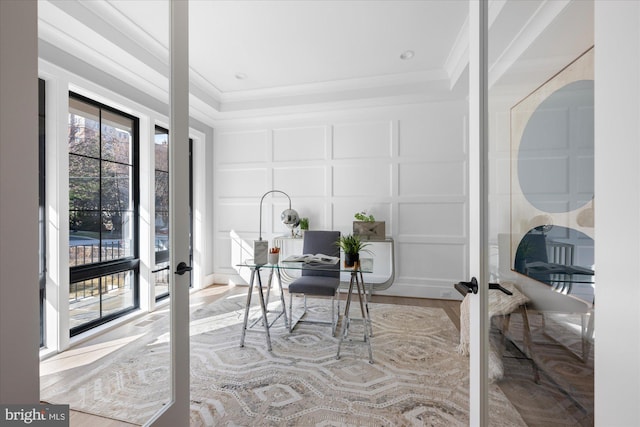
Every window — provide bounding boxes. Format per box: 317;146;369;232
154;126;170;299
152;127;193;300
68;93;139;335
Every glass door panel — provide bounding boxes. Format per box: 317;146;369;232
154;126;170;300
487;1;594;425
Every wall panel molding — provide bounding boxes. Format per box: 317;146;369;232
213;101;468;298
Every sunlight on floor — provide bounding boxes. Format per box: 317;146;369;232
149;289;285;345
40;334;145;376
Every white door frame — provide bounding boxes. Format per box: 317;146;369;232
146;0;190;425
468;1;489;426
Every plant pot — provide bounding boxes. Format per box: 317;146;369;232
344;252;359;267
268;252;280;265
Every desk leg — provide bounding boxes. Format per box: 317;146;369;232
355;271;373;364
358;268;372;337
247;268;275;329
336;273;355;360
257;267;288;329
265;268;274;307
256;271;272;351
240;268;256;348
276;267;288;328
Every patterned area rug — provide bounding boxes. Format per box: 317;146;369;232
495;311;594;426
41;291;527;426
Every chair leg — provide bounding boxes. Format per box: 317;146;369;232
331;294;336;336
521;306;540;384
498;314;511;359
582;310;594;362
288;292;339;335
289;293;293;333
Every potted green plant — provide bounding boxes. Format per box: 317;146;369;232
299;217;309;234
354;211;375;222
336;234;371;267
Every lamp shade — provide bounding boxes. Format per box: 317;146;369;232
281;208;300;229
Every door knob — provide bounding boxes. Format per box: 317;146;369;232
174;261;193;275
455;277;478;295
454;277;514;296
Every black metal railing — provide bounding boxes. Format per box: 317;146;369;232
69;240;126;267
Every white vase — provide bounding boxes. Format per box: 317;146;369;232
268;252;280;264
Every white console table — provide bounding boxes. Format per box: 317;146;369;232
273;235;395;295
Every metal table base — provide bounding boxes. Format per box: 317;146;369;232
240;265;288;351
336;264;373;363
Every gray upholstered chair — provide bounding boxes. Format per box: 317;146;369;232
288;231;341;335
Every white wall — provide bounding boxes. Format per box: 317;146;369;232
594;2;640;425
0;0;40;403
212;101;468;299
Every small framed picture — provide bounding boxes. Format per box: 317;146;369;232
353;221;385;240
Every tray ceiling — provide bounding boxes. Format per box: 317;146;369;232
38;0;593;123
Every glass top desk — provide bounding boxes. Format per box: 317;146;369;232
273;236;395;297
236;260;374;362
524;261;595;295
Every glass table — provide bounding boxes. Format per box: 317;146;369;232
236;260;374;362
272;236;396;297
524;261;595;295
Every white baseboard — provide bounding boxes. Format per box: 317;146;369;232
373;282;463;301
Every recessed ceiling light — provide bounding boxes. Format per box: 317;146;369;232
235;72;248;80
400;50;415;60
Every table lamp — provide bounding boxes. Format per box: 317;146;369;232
254;190;299;265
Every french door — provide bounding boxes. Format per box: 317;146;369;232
146;0;190;425
468;3;489;423
472;1;595;425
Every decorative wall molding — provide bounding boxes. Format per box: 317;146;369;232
214;101;468;298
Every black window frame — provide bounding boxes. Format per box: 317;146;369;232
154;126;170;266
152;127;193;302
39;78;46;347
154;126;170;301
68;92;140;336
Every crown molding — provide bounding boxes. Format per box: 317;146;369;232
40;0;461;122
36;0;481;125
444;0;511;90
45;0;169;73
39;1;169;102
218;69;447;103
488;0;571;88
